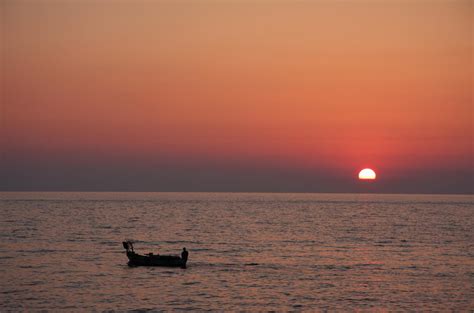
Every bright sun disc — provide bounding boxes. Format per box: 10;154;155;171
358;168;376;180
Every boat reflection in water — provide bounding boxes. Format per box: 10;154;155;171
122;241;188;268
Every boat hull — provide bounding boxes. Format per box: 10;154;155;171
126;251;187;268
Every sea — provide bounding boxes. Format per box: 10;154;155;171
0;192;473;311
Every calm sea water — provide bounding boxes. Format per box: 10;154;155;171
0;192;473;311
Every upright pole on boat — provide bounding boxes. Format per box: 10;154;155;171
122;241;134;252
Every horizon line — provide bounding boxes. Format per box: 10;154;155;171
1;190;472;196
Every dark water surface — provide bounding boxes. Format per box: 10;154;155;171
1;192;473;311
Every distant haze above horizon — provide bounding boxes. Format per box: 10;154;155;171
1;0;472;194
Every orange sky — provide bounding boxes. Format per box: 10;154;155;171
1;0;472;192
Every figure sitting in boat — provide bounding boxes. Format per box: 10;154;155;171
122;241;188;268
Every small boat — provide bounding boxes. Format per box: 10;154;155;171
122;241;188;268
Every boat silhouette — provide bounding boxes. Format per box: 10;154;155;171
122;241;188;268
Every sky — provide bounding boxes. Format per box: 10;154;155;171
1;0;472;193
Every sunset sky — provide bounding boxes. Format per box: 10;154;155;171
1;0;472;193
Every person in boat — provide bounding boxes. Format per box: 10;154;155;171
181;247;188;262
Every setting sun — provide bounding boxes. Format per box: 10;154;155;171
359;168;376;180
